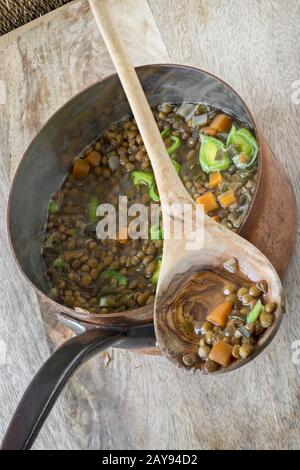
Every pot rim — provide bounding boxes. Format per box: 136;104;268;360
7;62;262;327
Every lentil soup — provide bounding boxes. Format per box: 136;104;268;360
43;102;259;314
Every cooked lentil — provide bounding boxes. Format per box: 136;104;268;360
180;273;276;371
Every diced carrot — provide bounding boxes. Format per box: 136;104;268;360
212;215;220;222
85;150;101;167
210;114;232;133
72;159;90;179
238;153;250;164
218;189;236;208
196;192;219;213
209;340;233;367
207;301;233;327
208;171;223;189
202;127;218;137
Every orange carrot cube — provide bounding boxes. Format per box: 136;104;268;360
202;127;218;137
209;340;233;367
72;159;90;179
218;189;236;208
207;301;233;327
210;114;232;133
208;171;223;189
196;192;218;213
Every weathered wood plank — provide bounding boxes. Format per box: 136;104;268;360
0;154;74;450
0;0;169;176
0;0;170;450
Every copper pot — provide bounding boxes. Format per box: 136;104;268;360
8;64;296;331
3;64;296;449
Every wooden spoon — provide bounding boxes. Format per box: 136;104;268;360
89;0;284;371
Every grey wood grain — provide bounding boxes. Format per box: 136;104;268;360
0;154;75;450
0;0;170;451
0;0;299;450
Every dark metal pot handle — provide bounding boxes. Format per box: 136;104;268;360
1;327;127;450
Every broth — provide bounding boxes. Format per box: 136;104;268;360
43;102;259;314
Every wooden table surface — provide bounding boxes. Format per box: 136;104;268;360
0;0;299;450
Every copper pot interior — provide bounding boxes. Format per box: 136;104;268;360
8;64;255;309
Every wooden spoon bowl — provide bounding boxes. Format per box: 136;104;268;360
155;216;284;373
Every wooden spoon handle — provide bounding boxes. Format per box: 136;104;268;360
89;0;191;205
